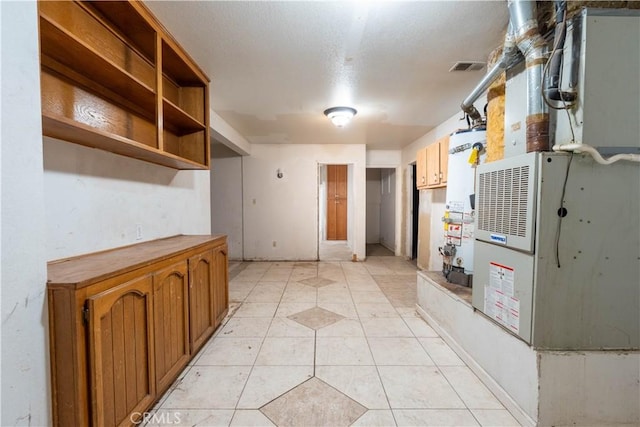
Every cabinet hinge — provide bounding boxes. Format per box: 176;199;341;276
82;305;89;326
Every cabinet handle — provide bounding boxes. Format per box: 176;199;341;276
439;172;443;179
421;177;425;184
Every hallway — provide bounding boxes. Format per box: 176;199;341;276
147;258;521;426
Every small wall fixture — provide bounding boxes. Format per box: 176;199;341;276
324;106;357;128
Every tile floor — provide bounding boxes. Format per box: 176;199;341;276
147;258;521;427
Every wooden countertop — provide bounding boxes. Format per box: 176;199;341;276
48;234;226;288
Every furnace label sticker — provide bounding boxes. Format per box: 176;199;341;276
489;262;514;297
484;286;521;334
484;262;520;334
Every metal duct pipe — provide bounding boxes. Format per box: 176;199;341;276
460;25;522;127
508;0;549;152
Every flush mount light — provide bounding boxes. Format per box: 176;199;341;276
323;106;357;128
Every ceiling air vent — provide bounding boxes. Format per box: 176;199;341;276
449;61;485;72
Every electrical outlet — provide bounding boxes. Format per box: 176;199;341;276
272;241;277;247
136;224;142;240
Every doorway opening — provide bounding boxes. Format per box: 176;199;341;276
366;167;396;257
411;164;419;260
318;164;353;261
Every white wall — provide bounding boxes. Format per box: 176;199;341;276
243;144;366;261
44;138;211;260
366;169;381;244
379;169;396;251
211;156;243;260
367;150;402;167
1;2;51;424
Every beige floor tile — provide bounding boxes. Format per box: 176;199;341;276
195;337;262;366
378;366;465;409
144;409;234;426
219;317;272;338
361;318;414;337
392;409;480;426
368;337;435;366
280;285;317;303
228;282;258;302
287;306;345;330
245;284;285;303
403;317;439;337
419;338;465;366
316;337;375;365
396;306;420;318
266;317;315;337
233;303;279;318
230;410;276;426
316;318;365;337
355;302;400;318
162;366;251;409
260;377;366;427
233;271;266;281
351;290;390;304
317;283;352;303
237;366;313;409
350;410;397;426
317;301;359;318
254;337;315;366
274;302;316;317
439;366;504;409
316;365;390;409
470;409;522;426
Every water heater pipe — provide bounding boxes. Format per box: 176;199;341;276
461;0;549;151
508;0;549;152
460;25;522;127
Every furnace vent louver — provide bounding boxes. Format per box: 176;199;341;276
475;154;538;253
449;61;485;72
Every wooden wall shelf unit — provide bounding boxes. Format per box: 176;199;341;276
38;0;210;170
47;235;228;427
416;135;449;189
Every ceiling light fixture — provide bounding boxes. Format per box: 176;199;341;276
323;106;357;128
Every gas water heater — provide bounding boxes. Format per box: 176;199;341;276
441;129;486;286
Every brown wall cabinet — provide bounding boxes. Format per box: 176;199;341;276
38;1;210;170
416;135;449;189
47;235;228;427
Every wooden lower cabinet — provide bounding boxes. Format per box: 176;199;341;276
188;251;215;354
153;261;190;395
213;245;229;326
87;275;155;427
47;235;228;427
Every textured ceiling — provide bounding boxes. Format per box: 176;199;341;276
146;1;509;150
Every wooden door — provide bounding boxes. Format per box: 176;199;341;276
326;164;348;240
87;275;155;427
188;250;215;355
213;245;229;327
153;261;190;395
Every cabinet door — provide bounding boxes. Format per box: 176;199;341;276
213;245;229;327
87;275;155;427
439;136;449;184
416;147;428;189
188;250;215;355
426;143;441;187
153;261;190;394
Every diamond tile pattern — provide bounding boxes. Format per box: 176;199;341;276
298;276;336;288
287;306;345;330
260;377;367;427
156;260;521;427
